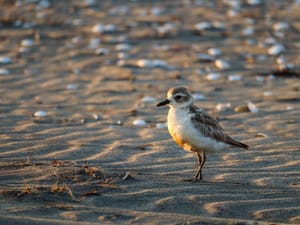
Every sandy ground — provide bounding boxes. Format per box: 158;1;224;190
0;1;300;224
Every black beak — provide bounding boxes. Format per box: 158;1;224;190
156;99;170;107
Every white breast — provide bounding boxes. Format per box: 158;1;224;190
167;108;226;153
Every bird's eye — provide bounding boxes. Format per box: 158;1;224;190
174;95;182;101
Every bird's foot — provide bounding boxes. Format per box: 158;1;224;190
183;176;202;182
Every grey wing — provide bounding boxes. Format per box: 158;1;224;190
190;108;226;141
191;108;249;149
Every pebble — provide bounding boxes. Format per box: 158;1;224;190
0;56;12;64
33;110;48;117
133;119;147;127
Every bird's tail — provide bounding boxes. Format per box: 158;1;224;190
226;136;249;149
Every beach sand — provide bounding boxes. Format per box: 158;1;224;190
0;1;299;224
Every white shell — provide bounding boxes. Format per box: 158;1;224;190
88;38;100;49
34;110;48;117
37;0;50;9
263;91;273;97
206;72;220;80
0;56;12;64
21;39;35;47
115;43;131;51
242;26;254;36
192;93;206;100
247;0;261;5
247;101;259;113
273;22;289;32
207;48;221;56
228;74;242;81
215;59;230;70
95;48;110;55
0;68;9;75
194;22;212;31
198;53;214;61
91;24;105;33
141;96;157;103
66;84;78;90
268;44;285;55
156;123;167;129
215;103;231;111
133;119;147;126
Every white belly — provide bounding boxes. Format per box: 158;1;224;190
167;108;226;153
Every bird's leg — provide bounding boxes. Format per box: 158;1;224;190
194;152;206;181
183;151;206;182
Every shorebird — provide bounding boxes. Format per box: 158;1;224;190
156;87;249;182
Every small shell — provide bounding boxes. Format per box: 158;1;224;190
255;133;268;138
117;52;129;59
91;24;105;33
207;48;221;56
0;56;12;64
192;93;206;101
136;59;153;68
66;84;78;90
194;22;212;31
88;38;100;49
198;53;214;62
133;119;147;127
215;102;231;112
95;48;110;55
286;105;294;110
247;101;259;113
156;123;167;129
215;59;230;70
247;0;262;5
242;26;254;36
33;110;48;117
0;68;9;75
228;74;242;81
37;0;50;9
206;72;220;81
263;91;273;97
92;114;99;120
273;22;289;32
234;105;250;113
141;96;157;103
21;39;35;47
268;44;285;55
115;43;131;51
